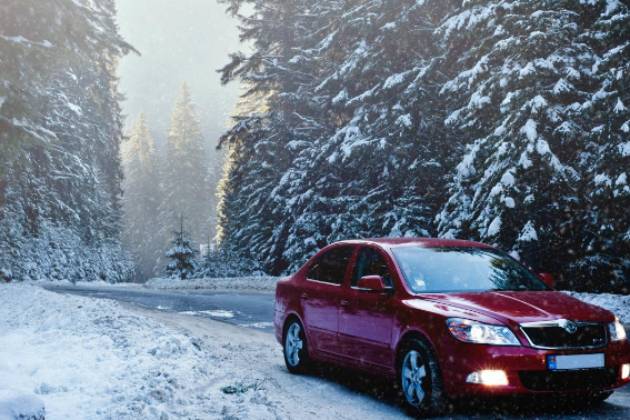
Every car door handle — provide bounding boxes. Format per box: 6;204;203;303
340;299;350;307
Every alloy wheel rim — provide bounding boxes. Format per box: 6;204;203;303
401;350;428;406
285;323;303;367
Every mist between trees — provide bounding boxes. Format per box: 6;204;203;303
1;0;628;292
121;84;223;281
0;1;224;283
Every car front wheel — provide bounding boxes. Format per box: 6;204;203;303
283;319;310;373
398;338;446;416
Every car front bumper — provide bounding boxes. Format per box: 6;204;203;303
442;338;630;397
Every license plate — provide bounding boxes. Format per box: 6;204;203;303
547;353;605;370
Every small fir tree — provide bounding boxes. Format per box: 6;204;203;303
165;216;197;280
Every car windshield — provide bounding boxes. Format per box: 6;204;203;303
391;246;549;293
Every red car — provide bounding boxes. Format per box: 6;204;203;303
274;238;630;416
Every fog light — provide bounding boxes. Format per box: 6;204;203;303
466;369;508;386
622;364;630;380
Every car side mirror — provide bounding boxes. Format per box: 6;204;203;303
357;275;389;292
538;272;555;289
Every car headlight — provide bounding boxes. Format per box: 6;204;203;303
608;317;627;341
447;318;520;346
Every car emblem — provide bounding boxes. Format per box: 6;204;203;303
558;319;578;334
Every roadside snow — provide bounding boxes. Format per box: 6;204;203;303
0;284;221;419
0;390;45;420
0;284;406;419
145;276;280;293
565;291;630;324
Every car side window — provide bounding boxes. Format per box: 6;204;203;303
352;247;393;287
307;246;353;285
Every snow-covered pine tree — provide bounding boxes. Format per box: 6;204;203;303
165;216;197;279
216;0;339;273
158;84;212;266
216;0;630;289
435;1;604;284
122;115;162;280
576;1;630;291
272;0;459;272
0;0;135;282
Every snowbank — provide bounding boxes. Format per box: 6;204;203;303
565;291;630;324
145;276;280;293
0;284;404;419
0;390;45;420
0;284;237;418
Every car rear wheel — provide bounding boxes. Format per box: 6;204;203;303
283;319;310;373
398;338;446;417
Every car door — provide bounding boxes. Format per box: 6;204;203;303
301;245;354;357
338;246;395;368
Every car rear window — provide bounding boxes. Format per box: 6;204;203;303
307;246;353;285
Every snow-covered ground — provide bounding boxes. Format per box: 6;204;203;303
145;276;280;293
0;389;45;420
565;291;630;324
0;285;219;419
0;284;404;420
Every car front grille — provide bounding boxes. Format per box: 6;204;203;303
520;321;607;349
519;368;617;392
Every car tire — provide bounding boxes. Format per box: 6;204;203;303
283;318;310;374
397;338;447;417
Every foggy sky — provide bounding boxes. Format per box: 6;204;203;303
116;0;241;147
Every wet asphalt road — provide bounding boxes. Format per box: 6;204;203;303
44;284;275;331
45;284;630;418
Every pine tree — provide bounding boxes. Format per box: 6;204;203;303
576;1;630;290
435;1;602;283
0;0;135;282
165;216;197;279
217;0;458;273
274;0;459;272
216;0;630;291
158;84;211;261
216;0;338;273
122;114;161;280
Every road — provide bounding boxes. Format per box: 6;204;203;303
44;284;275;331
47;284;630;419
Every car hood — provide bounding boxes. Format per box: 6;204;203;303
417;290;615;326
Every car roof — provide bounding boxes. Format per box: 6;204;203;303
336;237;493;249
